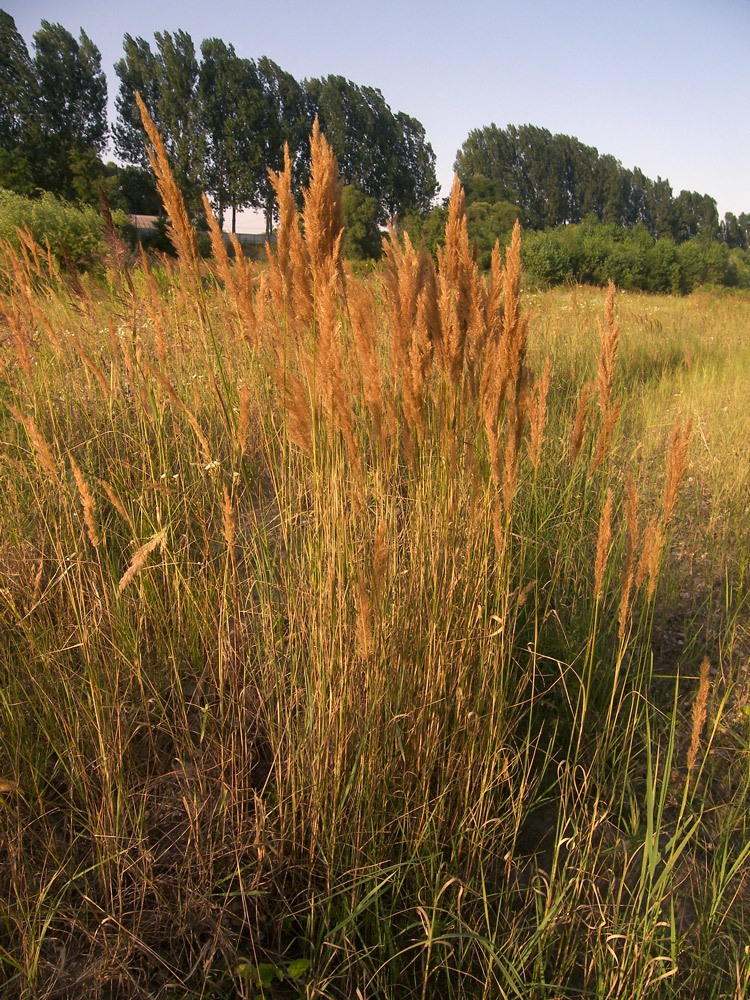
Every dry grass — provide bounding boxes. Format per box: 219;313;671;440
0;119;748;1000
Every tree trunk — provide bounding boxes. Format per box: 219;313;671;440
232;204;236;233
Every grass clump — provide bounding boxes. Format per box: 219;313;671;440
0;109;748;999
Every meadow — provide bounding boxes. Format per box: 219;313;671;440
0;109;749;999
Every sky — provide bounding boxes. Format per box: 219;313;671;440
6;0;750;232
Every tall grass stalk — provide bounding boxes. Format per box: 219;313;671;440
0;115;747;999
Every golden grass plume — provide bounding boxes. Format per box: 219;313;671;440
118;529;167;595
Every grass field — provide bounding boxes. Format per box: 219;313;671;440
1;115;749;999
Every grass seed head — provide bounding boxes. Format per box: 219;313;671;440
117;529;167;595
687;656;711;772
69;452;100;549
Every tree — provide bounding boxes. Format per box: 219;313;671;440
465;199;520;268
454;125;516;202
672;190;719;243
389;111;438;218
255;57;312;232
305;75;436;225
454;122;730;246
115;165;161;215
113;35;161;168
593;154;626;226
32;20;107;199
199;39;267;230
645;177;675;240
114;30;205;212
0;11;38;194
341;184;381;260
621;167;650;228
721;212;748;250
0;15;108;200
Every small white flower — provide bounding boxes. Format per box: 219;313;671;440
204;460;220;472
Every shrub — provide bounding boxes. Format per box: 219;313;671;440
0;188;112;269
341;183;382;260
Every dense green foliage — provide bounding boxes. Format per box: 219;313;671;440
1;12;437;232
0;187;123;267
3;9;750;289
450;122;750;290
0;12;107;202
341;183;382;260
114;31;437;230
307;75;437;222
519;217;750;293
455;123;733;240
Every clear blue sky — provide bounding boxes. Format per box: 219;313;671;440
7;0;750;226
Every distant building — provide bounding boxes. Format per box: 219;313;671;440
128;215;274;245
130;215;159;238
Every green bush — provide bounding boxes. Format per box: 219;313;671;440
466;199;519;267
341;184;382;260
0;188;113;269
521;230;571;284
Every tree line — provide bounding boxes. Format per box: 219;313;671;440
3;8;750;288
0;11;438;234
454;122;750;250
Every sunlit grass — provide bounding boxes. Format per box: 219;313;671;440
0;118;748;999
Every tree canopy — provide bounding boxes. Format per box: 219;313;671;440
4;10;750;276
113;33;437;230
305;75;437;224
455;123;720;243
0;12;108;200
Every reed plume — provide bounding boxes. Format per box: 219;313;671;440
347;277;385;442
7;404;59;485
484;241;504;345
482;221;529;496
98;478;132;529
437;175;480;389
267;143;313;329
117;529;167;594
222;484;236;565
303;117;344;284
662;416;693;525
99;187;129;278
0;291;32;377
635;514;659;595
69;453;100;549
687;656;711;772
17;226;44;278
569;382;592;465
229;234;258;344
203;194;258;346
382;227;423;374
316;268;359;469
135;92;202;301
501;399;525;516
590;281;622;472
283;372;314;456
